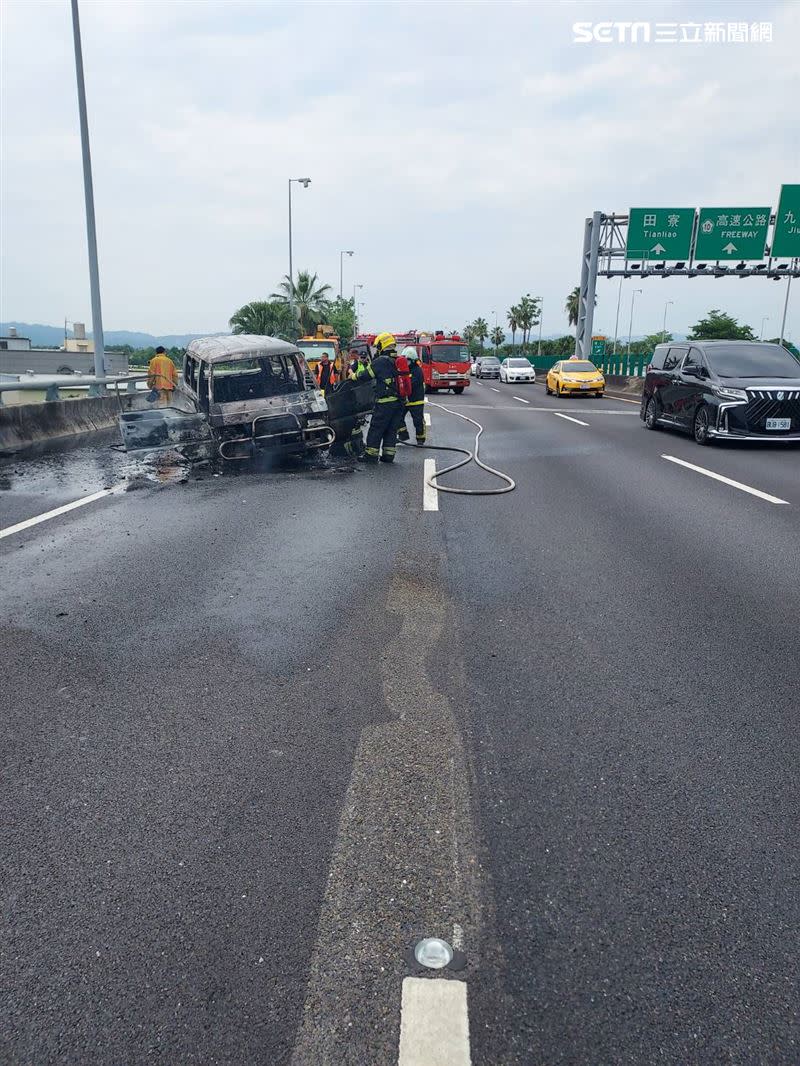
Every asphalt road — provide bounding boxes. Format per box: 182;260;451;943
2;382;799;1064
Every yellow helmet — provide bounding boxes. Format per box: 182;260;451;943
374;332;397;354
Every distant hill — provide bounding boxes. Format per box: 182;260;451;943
1;322;223;348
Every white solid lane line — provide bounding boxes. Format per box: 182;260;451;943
513;396;530;404
0;485;124;540
553;412;589;427
398;978;470;1066
661;455;790;505
423;458;439;511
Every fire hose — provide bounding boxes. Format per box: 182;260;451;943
399;400;516;496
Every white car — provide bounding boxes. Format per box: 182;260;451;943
500;358;536;384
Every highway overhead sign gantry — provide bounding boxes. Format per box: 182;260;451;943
626;208;694;261
771;184;800;258
694;207;771;260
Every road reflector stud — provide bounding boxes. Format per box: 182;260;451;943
414;938;453;970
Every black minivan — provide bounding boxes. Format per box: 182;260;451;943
640;340;800;445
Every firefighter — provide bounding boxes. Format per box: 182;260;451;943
147;346;178;406
357;332;410;464
396;346;426;445
348;346;370;379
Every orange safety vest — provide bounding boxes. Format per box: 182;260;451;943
147;354;178;391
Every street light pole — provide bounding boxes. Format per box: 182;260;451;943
353;283;363;337
70;0;106;388
339;250;354;300
612;277;623;355
760;315;769;340
288;177;311;331
537;298;543;358
779;274;793;346
662;300;674;342
627;289;642;357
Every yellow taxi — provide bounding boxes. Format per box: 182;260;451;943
545;358;605;398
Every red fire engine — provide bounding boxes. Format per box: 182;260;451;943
355;330;471;394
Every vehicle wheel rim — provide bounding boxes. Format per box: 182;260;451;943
695;409;708;441
646;399;656;427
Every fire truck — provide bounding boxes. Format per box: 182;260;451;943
356;330;471;394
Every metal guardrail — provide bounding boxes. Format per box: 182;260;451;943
0;373;149;404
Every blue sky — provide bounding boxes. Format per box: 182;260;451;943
1;0;797;341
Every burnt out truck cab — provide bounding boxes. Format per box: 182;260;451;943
119;334;373;460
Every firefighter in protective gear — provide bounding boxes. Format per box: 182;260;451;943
356;333;410;463
396;346;426;445
147;346;178;406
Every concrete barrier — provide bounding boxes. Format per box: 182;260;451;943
0;393;147;455
603;374;644;397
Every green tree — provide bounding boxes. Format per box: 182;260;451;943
516;294;541;349
325;296;356;343
270;270;333;335
566;286;580;328
472;317;489;349
490;325;505;350
642;331;673;351
229;300;295;338
507;305;520;349
688;309;756;341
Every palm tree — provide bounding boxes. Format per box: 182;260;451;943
516;294;540;350
228;300;294;338
270;270;333;335
472;317;489;349
507;306;519;349
566;286;580;328
490;326;505;352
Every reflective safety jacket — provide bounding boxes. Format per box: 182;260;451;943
407;363;425;405
358;353;402;403
148;354;178;391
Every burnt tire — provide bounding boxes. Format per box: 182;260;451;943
693;405;712;445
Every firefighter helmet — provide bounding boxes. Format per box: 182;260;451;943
374;332;397;353
401;345;419;361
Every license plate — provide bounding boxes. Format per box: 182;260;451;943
580;383;590;389
766;418;791;430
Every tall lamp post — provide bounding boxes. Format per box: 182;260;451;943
70;0;106;389
627;289;642;357
288;177;311;329
662;300;674;342
537;297;544;358
612;277;623;355
760;315;770;340
353;283;363;337
339;250;354;299
779;274;793;347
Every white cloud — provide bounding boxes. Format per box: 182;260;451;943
1;0;797;341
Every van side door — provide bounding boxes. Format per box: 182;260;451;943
658;345;688;418
672;346;706;427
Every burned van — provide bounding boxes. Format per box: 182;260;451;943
119;334;374;460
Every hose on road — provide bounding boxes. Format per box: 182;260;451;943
399;400;516;496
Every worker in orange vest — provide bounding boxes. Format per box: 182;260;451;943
147;346;178;406
316;352;337;392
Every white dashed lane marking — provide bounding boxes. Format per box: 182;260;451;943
398;978;471;1066
661;455;790;505
423;458;439;511
553;412;589;426
512;396;530;404
0;485;124;540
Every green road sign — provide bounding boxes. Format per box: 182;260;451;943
694;207;770;260
772;184;800;258
627;208;694;260
590;336;606;360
